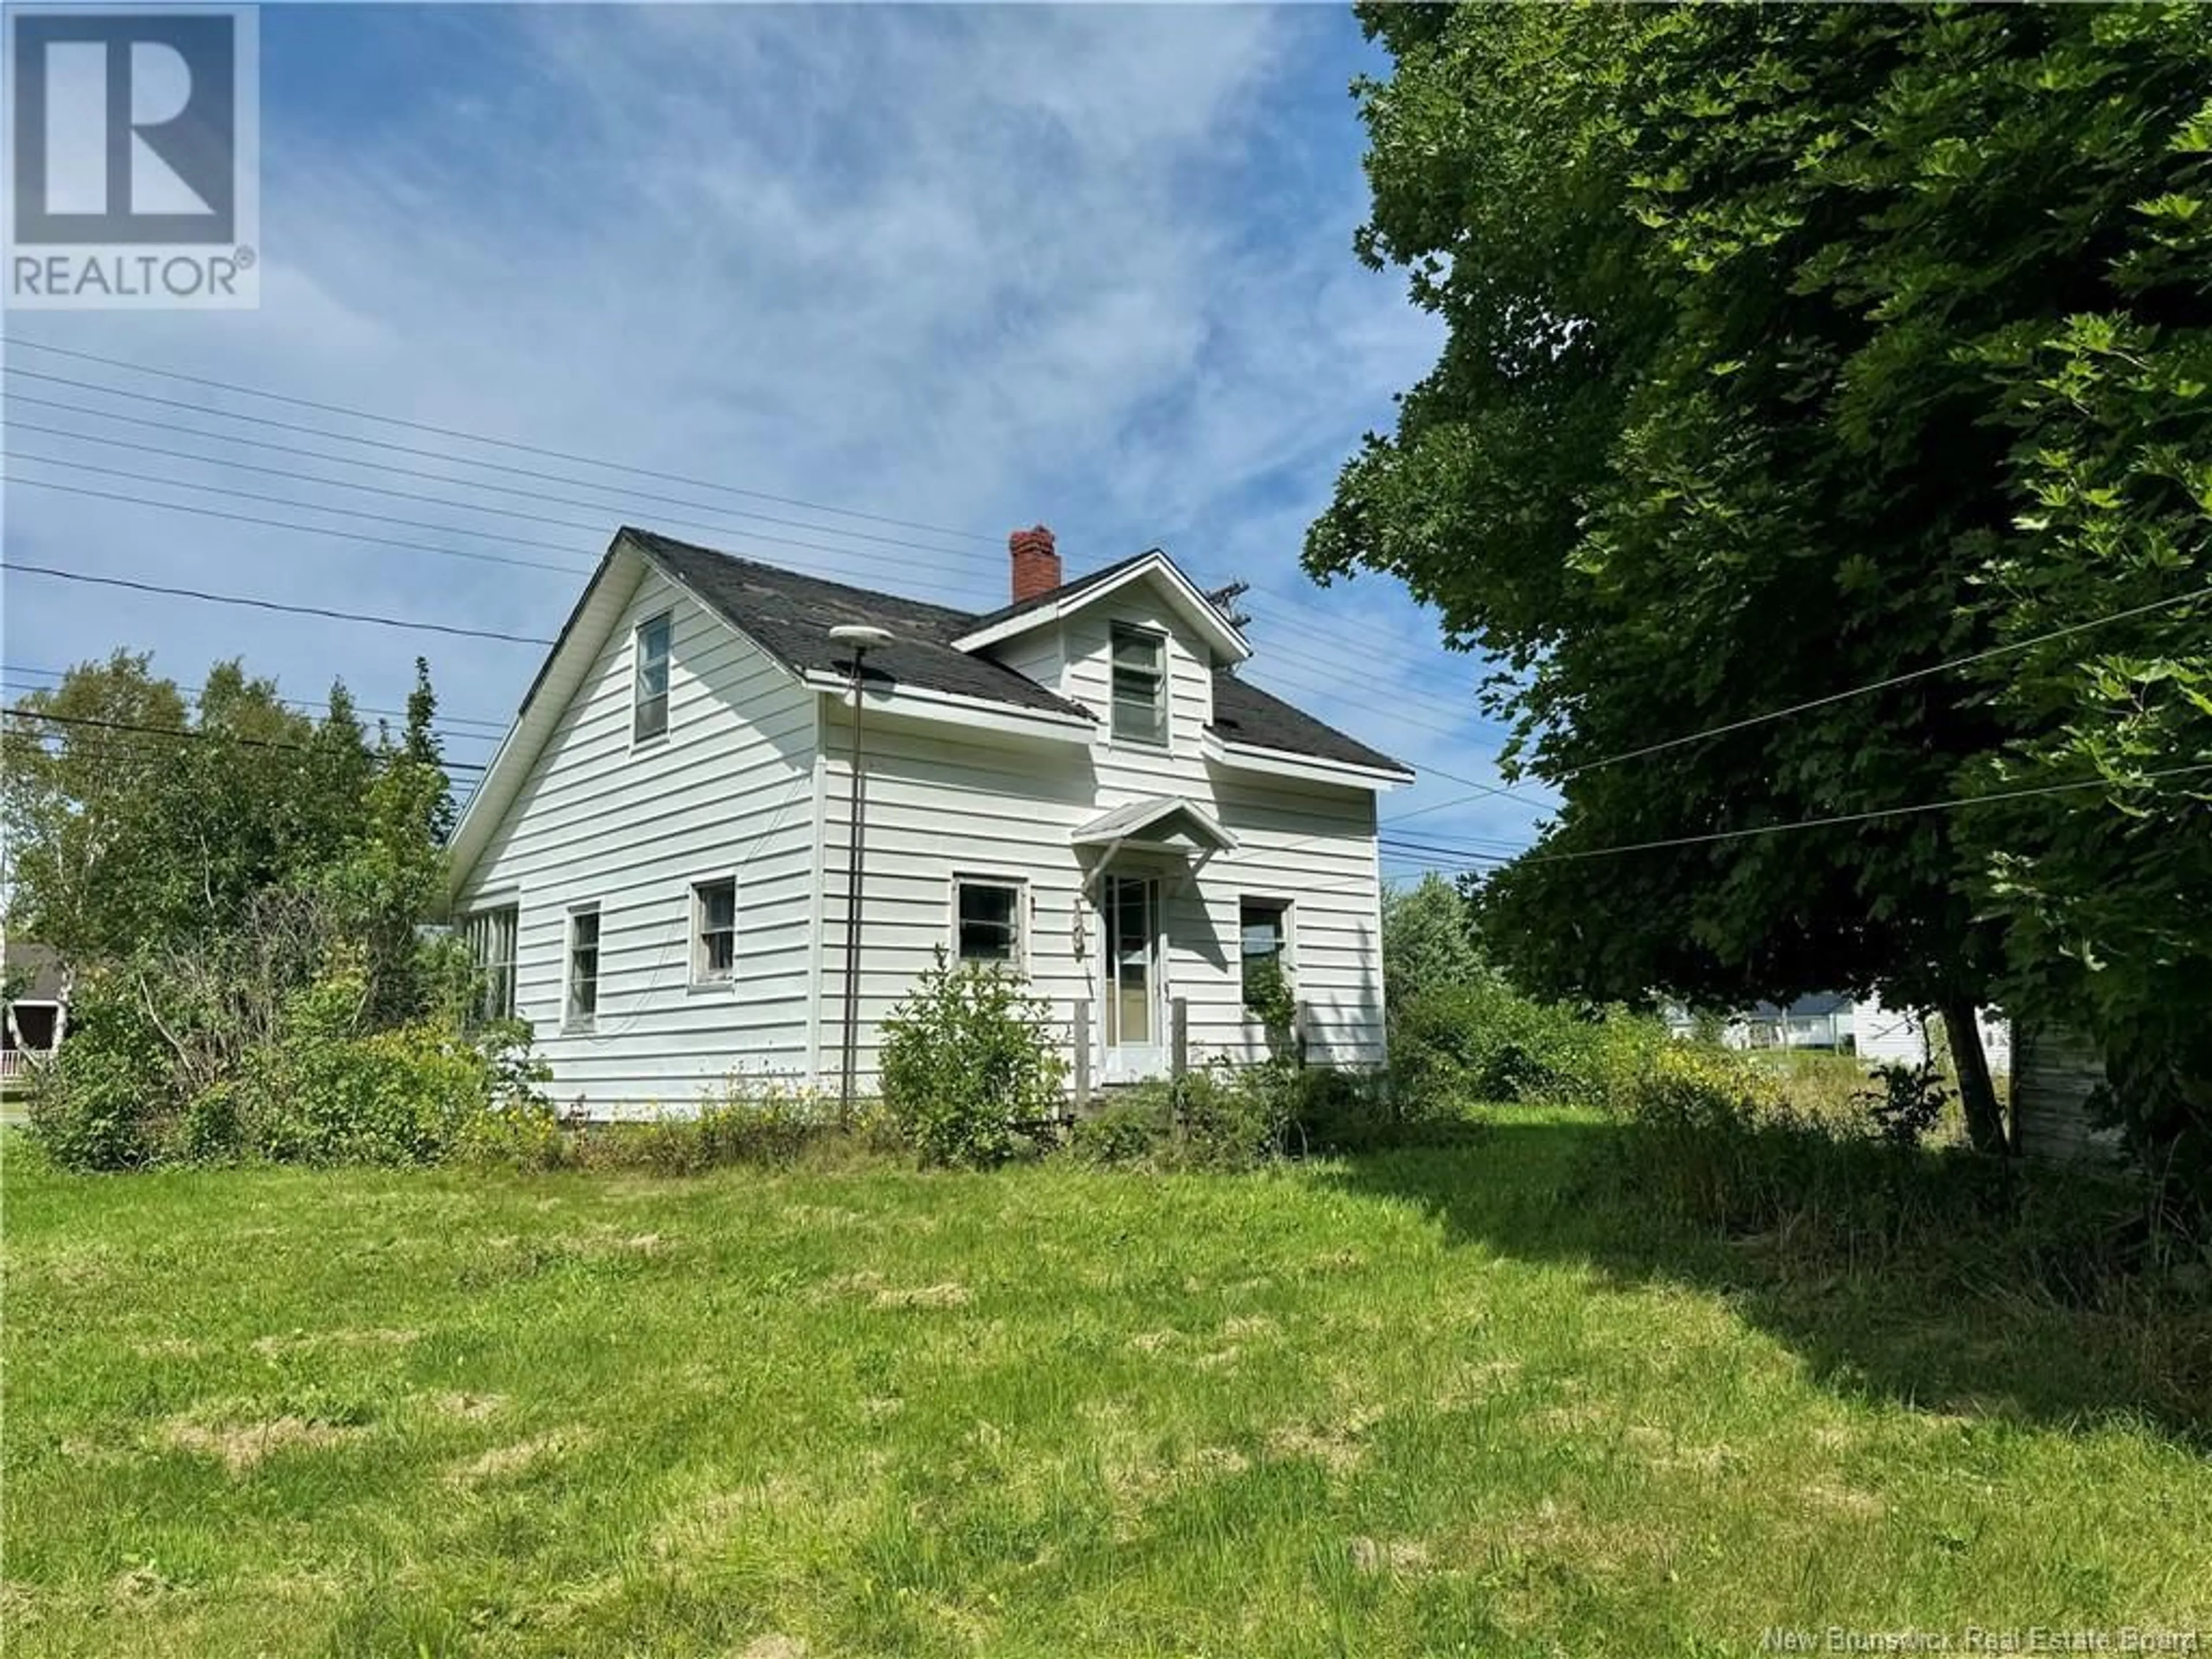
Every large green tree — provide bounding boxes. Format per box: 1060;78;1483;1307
2;654;454;974
1310;4;2210;1165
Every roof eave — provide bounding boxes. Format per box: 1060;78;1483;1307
1202;729;1415;790
801;672;1097;743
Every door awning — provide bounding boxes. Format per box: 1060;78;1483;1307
1071;796;1236;892
1070;795;1237;855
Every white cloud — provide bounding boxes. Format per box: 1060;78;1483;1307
3;5;1518;848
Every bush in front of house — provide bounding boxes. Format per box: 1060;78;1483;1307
878;950;1067;1168
27;938;550;1172
1062;1068;1287;1171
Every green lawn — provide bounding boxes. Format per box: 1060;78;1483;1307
6;1112;2207;1657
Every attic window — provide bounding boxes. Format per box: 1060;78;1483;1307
634;612;672;742
1109;625;1166;747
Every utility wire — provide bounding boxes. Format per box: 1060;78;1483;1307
0;349;1541;801
0;668;503;746
1391;586;2212;827
2;370;1506;681
5;474;591;578
2;408;994;567
1552;586;2212;781
3;337;999;547
1516;760;2212;864
5;564;555;646
1371;762;2212;883
3;703;487;771
10;467;1536;803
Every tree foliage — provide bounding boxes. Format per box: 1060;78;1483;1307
3;653;495;1171
1380;873;1484;1012
1313;4;2210;1178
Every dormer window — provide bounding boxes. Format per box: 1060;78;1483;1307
1110;625;1166;746
634;612;672;742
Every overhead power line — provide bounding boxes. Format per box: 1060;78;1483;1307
0;346;1539;804
11;465;1541;802
1517;760;2212;864
4;336;1000;547
5;474;592;578
3;369;1507;686
2;407;995;565
1390;585;2212;827
0;665;504;744
6;564;556;646
1553;586;2212;781
3;703;487;772
1372;762;2212;882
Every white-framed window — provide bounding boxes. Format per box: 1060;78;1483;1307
692;877;736;983
1240;897;1292;1003
953;876;1024;967
566;904;601;1029
1109;624;1167;747
634;612;672;743
463;903;518;1022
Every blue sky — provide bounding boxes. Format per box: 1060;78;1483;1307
2;3;1554;877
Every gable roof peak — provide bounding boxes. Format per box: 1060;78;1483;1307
952;546;1251;662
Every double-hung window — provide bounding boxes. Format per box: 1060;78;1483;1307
692;877;736;982
464;903;518;1022
1109;625;1166;747
634;612;672;742
567;906;601;1029
954;877;1023;967
1240;897;1291;1003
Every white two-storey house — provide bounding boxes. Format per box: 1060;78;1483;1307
446;525;1411;1113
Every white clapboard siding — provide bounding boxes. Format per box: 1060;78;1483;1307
457;567;819;1112
1852;992;2014;1077
460;558;1392;1114
817;585;1386;1087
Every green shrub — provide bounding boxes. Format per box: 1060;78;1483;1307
1857;1059;1950;1149
1594;1037;2212;1306
1066;1096;1175;1167
1391;976;1664;1113
26;962;551;1173
878;951;1066;1168
26;1037;166;1173
453;1093;569;1172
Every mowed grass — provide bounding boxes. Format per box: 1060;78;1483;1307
6;1112;2208;1657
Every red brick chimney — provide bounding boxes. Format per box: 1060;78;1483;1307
1009;525;1060;603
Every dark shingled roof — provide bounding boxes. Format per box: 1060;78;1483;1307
1748;993;1851;1019
628;528;1091;719
620;527;1409;775
1209;672;1407;774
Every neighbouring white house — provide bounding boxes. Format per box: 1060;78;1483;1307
1850;990;2012;1075
446;525;1411;1115
1;942;67;1085
1662;991;2012;1074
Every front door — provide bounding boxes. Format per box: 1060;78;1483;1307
1100;874;1165;1083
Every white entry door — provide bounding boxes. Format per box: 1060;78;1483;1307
1101;874;1165;1083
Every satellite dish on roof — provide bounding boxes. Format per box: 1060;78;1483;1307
827;625;895;650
